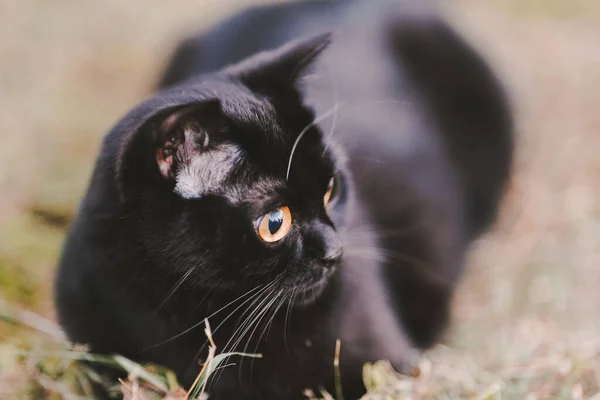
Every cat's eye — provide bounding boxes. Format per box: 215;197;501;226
323;177;338;206
255;206;293;243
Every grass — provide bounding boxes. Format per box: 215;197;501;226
1;0;599;398
4;304;598;399
1;301;260;399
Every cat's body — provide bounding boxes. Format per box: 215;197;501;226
55;1;512;399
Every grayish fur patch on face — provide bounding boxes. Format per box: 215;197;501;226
174;142;241;199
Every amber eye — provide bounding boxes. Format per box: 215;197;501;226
255;206;293;243
323;177;337;206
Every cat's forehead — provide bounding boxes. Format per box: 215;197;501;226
225;176;287;205
204;79;283;136
172;143;334;208
228;146;335;203
221;97;279;133
163;79;333;201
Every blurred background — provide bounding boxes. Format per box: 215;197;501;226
1;0;599;398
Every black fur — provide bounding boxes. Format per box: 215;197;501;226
55;1;513;399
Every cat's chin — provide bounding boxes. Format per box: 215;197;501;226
293;282;327;308
292;275;332;308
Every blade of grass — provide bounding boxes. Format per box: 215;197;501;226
113;355;169;393
186;319;261;400
0;297;68;344
334;338;344;400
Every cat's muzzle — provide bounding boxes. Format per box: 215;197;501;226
293;259;339;307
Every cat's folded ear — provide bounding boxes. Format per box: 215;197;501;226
116;99;225;201
227;32;332;94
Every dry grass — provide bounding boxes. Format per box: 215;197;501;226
0;0;599;398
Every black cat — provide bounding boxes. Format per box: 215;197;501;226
55;1;513;399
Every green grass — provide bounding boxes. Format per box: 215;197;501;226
1;0;599;398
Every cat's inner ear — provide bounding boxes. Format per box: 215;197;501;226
230;32;332;90
154;99;223;180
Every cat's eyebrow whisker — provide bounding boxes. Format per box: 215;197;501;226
286;104;341;180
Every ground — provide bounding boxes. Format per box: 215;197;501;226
0;0;599;398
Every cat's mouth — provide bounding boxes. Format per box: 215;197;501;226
293;279;328;307
292;266;337;307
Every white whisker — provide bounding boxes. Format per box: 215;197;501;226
283;288;296;354
221;287;275;355
286;104;341;180
345;246;448;286
239;290;283;375
321;61;341;155
249;291;287;373
158;268;194;310
188;280;279;364
140;283;266;352
209;286;278;387
208;280;279;337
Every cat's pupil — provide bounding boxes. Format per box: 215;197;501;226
268;209;284;234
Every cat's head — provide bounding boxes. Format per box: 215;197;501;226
114;33;348;306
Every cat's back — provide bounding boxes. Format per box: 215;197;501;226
158;0;348;88
300;1;512;243
158;0;512;286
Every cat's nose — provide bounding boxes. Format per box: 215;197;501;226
305;221;343;265
319;224;343;264
322;234;343;263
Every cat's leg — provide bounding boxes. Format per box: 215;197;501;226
379;225;455;349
